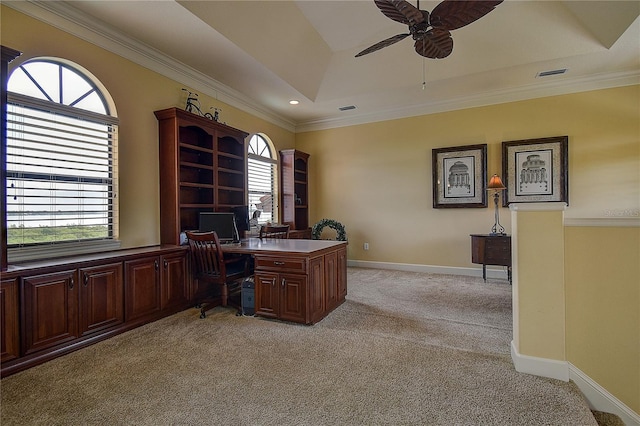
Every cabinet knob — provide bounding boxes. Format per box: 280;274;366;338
69;277;74;289
274;261;285;266
164;259;168;269
281;278;285;288
83;273;89;286
154;260;159;271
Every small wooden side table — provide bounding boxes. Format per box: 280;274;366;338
470;234;512;283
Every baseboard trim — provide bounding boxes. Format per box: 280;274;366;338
510;340;570;381
347;259;510;280
569;363;640;426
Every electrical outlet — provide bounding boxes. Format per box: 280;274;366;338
364;242;369;250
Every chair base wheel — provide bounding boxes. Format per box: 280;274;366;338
200;312;206;319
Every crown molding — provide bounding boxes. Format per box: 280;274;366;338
6;0;297;133
8;1;639;135
295;70;640;132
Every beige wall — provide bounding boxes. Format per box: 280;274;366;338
566;226;640;414
1;6;295;249
296;86;639;266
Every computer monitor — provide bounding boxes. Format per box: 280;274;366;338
198;212;239;242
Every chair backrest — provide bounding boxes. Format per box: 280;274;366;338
185;231;225;278
259;224;290;239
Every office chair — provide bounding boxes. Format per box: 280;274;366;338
259;224;290;239
186;231;250;318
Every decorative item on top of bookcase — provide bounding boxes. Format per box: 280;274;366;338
432;144;487;208
182;88;222;122
501;136;568;206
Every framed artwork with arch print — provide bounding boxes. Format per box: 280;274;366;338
432;144;488;208
501;136;569;206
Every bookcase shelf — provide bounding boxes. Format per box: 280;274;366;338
280;149;310;233
155;107;248;245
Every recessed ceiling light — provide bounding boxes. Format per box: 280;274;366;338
289;100;299;105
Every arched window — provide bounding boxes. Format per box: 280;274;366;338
6;58;118;260
247;134;277;225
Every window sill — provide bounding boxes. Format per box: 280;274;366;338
8;240;122;264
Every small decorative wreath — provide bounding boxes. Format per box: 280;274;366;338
312;218;347;241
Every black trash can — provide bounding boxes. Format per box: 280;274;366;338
241;277;255;316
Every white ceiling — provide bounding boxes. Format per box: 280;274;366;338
9;1;640;132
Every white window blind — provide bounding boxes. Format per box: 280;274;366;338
247;134;277;224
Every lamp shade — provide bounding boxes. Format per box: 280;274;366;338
487;174;506;190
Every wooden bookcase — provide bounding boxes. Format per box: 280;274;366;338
280;149;310;236
155;107;248;245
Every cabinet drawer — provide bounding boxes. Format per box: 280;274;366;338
255;256;306;273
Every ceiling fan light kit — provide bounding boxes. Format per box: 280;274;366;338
356;0;503;59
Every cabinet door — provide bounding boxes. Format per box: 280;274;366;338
1;278;20;362
337;247;348;301
161;252;189;310
22;270;78;355
309;256;325;324
79;263;124;337
324;251;338;312
255;272;278;319
125;257;161;322
279;273;308;324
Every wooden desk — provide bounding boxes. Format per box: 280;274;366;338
470;234;512;283
223;239;348;324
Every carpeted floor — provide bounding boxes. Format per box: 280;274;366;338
1;267;598;425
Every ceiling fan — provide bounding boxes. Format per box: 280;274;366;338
355;0;503;59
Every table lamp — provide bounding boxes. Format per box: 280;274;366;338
487;174;506;235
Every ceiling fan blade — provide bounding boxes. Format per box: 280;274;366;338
355;33;411;57
414;28;453;59
430;0;503;31
374;0;426;26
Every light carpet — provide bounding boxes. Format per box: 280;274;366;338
1;267;596;425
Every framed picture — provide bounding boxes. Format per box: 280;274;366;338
501;136;568;205
432;144;487;208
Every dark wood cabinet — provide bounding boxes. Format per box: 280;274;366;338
124;251;188;322
280;149;310;234
255;271;308;324
470;234;512;283
125;256;162;322
1;246;188;377
155;107;248;245
160;251;189;310
250;241;347;325
22;270;79;356
1;277;20;362
78;263;124;337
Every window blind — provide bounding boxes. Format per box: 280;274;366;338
6;96;118;247
248;155;275;224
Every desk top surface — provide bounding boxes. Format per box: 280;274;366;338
222;238;347;255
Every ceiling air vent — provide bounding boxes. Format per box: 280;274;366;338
536;68;568;78
339;105;356;111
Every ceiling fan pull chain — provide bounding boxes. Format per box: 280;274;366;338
422;58;426;90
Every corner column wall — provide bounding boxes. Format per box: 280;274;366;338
510;202;568;380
